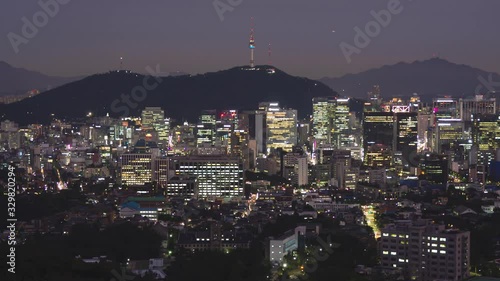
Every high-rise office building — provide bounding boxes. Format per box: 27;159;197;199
417;113;433;152
365;144;392;168
333;98;351;147
141;107;163;129
297;120;310;146
380;220;470;281
460;95;496;121
141;107;170;146
472;114;500;169
120;153;155;186
166;175;198;199
170;155;244;199
420;154;448;184
472;114;500;151
215;110;239;150
255;110;266;155
260;102;298;153
363;112;394;158
433;98;459;120
434;119;464;153
172;122;196;151
196;110;217;146
119;139;168;187
394;112;418;168
312;97;352;148
312;97;335;145
282;153;308;186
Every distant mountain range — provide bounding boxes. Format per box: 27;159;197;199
0;61;81;96
0;66;335;125
320;58;500;100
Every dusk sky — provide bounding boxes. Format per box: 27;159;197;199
1;0;499;79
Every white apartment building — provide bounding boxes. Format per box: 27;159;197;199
380;219;470;281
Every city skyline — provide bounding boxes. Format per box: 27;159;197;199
4;2;500;281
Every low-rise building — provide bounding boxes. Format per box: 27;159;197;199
267;226;306;264
379;219;470;281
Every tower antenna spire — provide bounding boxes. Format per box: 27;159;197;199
119;57;123;71
268;43;272;66
249;17;255;68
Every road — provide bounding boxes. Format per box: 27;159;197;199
362;204;380;239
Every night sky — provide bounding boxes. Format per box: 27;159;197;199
1;0;499;79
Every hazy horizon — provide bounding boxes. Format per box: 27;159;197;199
2;1;500;79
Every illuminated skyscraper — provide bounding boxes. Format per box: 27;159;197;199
312;97;335;145
283;153;308;186
472;114;500;167
460;95;496;121
261;102;297;153
215;110;239;153
312;97;352;148
420;153;449;184
432;98;459;120
394;112;418;168
142;107;163;129
434;119;464;153
297;120;310;146
417;113;433;152
141;107;170;146
120;139;165;187
472;114;500;151
196;110;217;146
332;98;351;147
363;112;394;153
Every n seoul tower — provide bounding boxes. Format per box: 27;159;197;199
249;17;255;68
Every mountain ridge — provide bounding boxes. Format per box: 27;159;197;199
319;58;500;99
0;61;82;96
0;65;336;125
